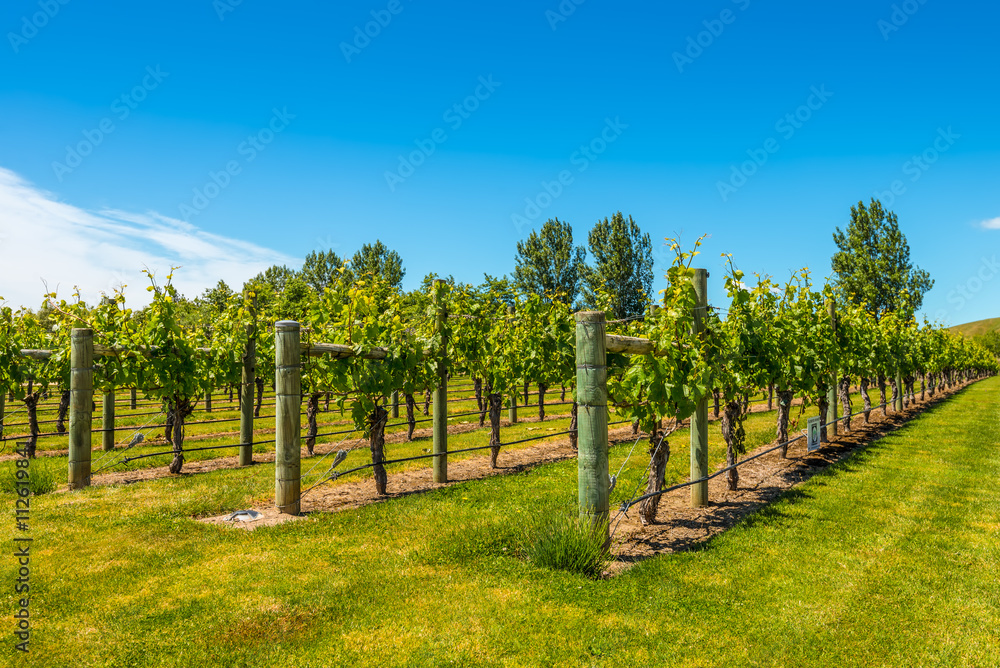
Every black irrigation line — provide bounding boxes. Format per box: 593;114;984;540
2;408;165;429
298;427;580;497
620;402;890;512
494;429;576;448
302;408;492;439
118;438;278;464
27;405;507;441
0;404;571;442
444;409;491;419
303;427;360;440
445;395;479;403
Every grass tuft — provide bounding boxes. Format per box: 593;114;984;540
524;510;609;578
0;458;56;495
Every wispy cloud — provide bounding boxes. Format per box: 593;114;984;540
0;167;297;309
980;217;1000;230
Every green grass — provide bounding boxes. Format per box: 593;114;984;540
2;378;997;666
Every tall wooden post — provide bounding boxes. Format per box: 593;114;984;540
239;323;256;467
68;328;93;490
0;392;5;439
690;269;709;508
391;390;400;419
506;304;517;424
432;280;448;483
895;369;904;412
826;298;838;436
130;387;137;410
275;321;301;514
575;311;609;545
102;390;115;451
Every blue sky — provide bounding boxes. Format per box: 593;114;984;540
1;0;997;325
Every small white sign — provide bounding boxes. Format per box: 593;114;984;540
807;416;822;452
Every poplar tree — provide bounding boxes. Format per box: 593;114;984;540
352;240;405;288
832;199;934;320
582;212;654;319
512;217;586;304
301;249;347;292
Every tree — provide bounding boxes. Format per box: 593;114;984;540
480;273;516;307
274;276;317;322
250;264;298;293
832;199;934;320
352;240;405;288
301;249;347;293
197;280;234;315
582;212;654;320
512;218;586;304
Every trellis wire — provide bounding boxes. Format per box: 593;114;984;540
282;426;580;509
618;401;890;514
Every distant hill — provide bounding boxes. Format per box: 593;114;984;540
950;317;1000;338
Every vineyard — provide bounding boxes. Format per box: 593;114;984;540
2;243;996;528
2;241;999;665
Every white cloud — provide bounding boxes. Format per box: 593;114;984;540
0;167;298;309
980;217;1000;230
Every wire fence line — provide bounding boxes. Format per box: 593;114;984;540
610;422;683;539
0;391;580;441
615;402;892;521
88;409;167;475
281;425;582;510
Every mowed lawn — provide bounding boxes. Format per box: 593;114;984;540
2;377;998;667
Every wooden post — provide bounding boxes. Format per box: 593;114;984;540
432;280;448;483
130;387;137;410
239;323;256;467
575;311;609;545
690;269;709;508
391;390;399;419
507;304;517;425
895;369;904;412
68;328;93;490
275;321;301;514
205;384;212;413
102;390;115;451
826;298;838;436
0;391;5;439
